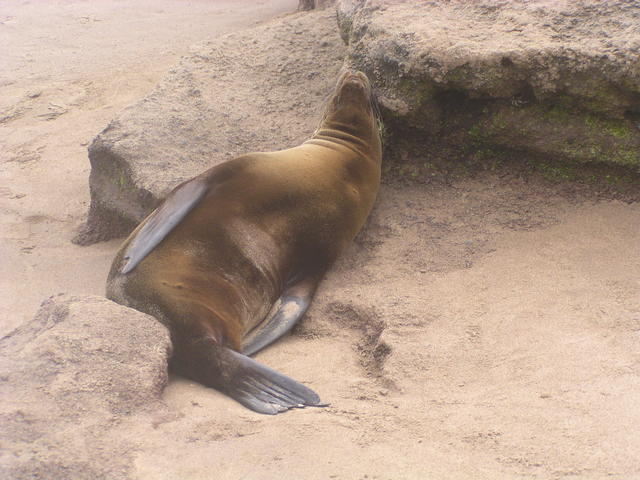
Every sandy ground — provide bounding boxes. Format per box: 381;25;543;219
2;1;640;479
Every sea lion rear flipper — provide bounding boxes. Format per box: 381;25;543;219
121;179;209;273
222;347;325;415
242;275;320;356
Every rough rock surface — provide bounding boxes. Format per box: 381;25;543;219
0;295;172;480
75;9;346;244
338;0;640;172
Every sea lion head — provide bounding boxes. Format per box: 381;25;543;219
316;70;382;159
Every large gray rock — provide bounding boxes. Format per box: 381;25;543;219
0;295;171;480
74;10;346;245
338;0;640;172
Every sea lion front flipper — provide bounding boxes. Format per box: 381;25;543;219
222;348;325;415
121;179;209;274
242;275;320;356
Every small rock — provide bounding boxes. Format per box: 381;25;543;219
0;295;171;478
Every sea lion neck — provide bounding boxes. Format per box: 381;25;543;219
306;127;378;160
311;70;382;161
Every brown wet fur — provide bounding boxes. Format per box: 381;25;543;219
106;70;382;395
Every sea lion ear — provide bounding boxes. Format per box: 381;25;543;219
121;178;209;274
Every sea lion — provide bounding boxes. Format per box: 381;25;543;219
106;70;382;414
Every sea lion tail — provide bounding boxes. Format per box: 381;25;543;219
173;339;325;415
221;348;326;415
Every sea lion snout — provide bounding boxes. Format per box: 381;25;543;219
343;71;366;83
335;70;370;91
333;71;374;112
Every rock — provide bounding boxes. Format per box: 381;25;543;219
0;295;172;479
336;0;365;44
75;10;346;245
338;0;640;171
